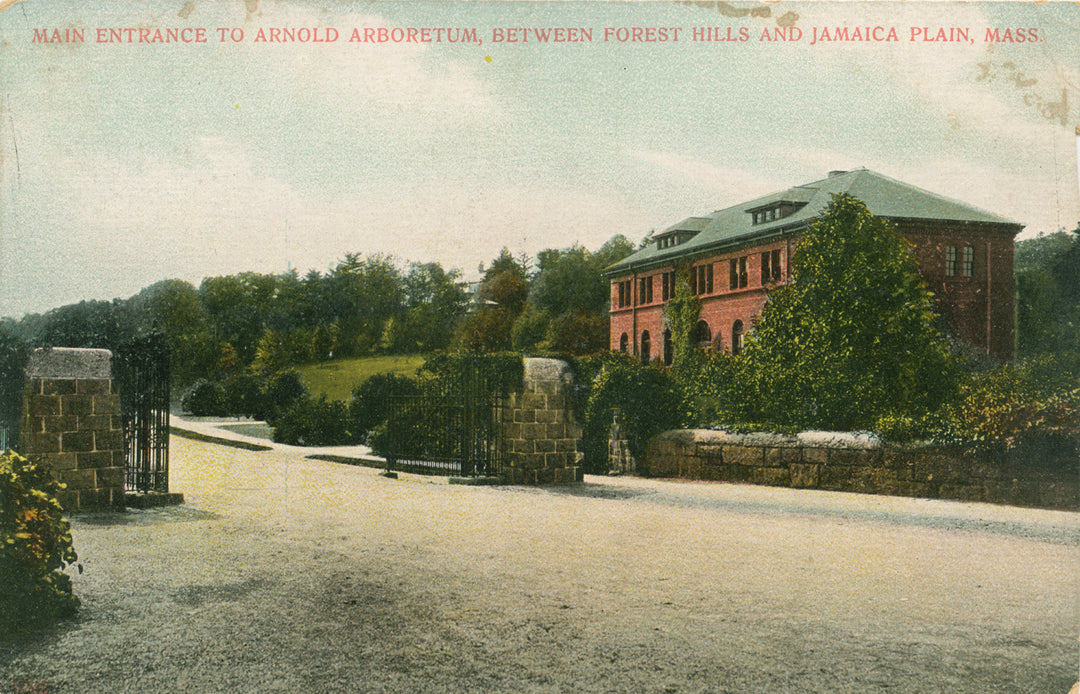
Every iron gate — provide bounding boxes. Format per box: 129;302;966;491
114;334;171;493
381;363;506;477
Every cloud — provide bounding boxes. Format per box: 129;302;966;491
0;127;653;315
626;150;786;206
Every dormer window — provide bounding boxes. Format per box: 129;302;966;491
655;229;700;250
749;201;805;226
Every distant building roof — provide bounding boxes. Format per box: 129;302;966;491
610;169;1022;274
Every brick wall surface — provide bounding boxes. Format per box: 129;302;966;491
500;359;584;485
610;220;1017;362
20;348;125;511
644;429;1078;511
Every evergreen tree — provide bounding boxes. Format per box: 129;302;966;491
737;194;960;430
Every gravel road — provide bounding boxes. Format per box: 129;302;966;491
2;434;1078;693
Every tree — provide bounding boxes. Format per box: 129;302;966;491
328;254;405;356
511;235;635;355
395;262;469;353
736;194;961;430
199;273;279;365
453;249;529;352
1015;227;1080;359
127;279;217;384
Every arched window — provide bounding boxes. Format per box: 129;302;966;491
619;333;629;353
663;329;673;366
731;320;744;356
695;320;712;348
640;331;651;364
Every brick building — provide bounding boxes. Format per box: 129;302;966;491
608;169;1023;364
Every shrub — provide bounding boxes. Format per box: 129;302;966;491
0;451;80;630
272;396;351;446
368;404;459;462
262;370;308;425
672;349;736;428
971;387;1080;454
223;372;267;420
367;353;524;462
870;410;961;447
951;361;1080;454
580;354;684;474
349;373;421;444
420;351;524;394
180;379;227;416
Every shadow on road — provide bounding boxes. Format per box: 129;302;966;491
73;505;220;527
539;479;1080;547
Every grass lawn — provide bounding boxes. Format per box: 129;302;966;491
296;354;426;401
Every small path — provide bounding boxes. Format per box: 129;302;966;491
170;413;384;462
1;434;1078;693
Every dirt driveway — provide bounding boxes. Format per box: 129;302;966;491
2;435;1078;693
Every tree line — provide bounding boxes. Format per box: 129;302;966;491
0;236;636;390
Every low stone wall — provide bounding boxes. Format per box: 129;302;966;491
644;429;1079;511
500;358;584;485
19;348;126;511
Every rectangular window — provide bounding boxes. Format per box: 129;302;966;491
945;246;956;277
962;245;974;277
639;276;653;304
695;264;713;295
761;251;781;285
729;257;748;289
662;273;670;301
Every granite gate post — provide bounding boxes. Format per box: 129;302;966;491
20;348;126;511
500;358;584;485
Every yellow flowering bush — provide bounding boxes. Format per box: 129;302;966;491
0;451;80;628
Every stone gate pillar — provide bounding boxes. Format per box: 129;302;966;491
20;348;125;511
501;358;584;485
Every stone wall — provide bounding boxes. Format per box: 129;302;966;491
645;429;1078;511
500;358;584;485
20;348;125;511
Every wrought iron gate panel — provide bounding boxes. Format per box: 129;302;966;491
114;334;171;493
382;362;505;477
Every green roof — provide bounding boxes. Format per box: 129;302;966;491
609;169;1023;273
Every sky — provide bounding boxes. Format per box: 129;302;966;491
1;0;1078;318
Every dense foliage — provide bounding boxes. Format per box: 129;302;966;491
664;269;702;370
0;451;80;630
512;237;635;354
348;373;421;444
180;379;228;417
367;353;525;461
946;354;1080;455
1015;227;1080;359
0;325;28;446
734;194;962;431
578;353;684;474
1;235;631;408
272;396;351;446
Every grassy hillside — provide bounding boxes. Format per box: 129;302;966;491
296;354;426;402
